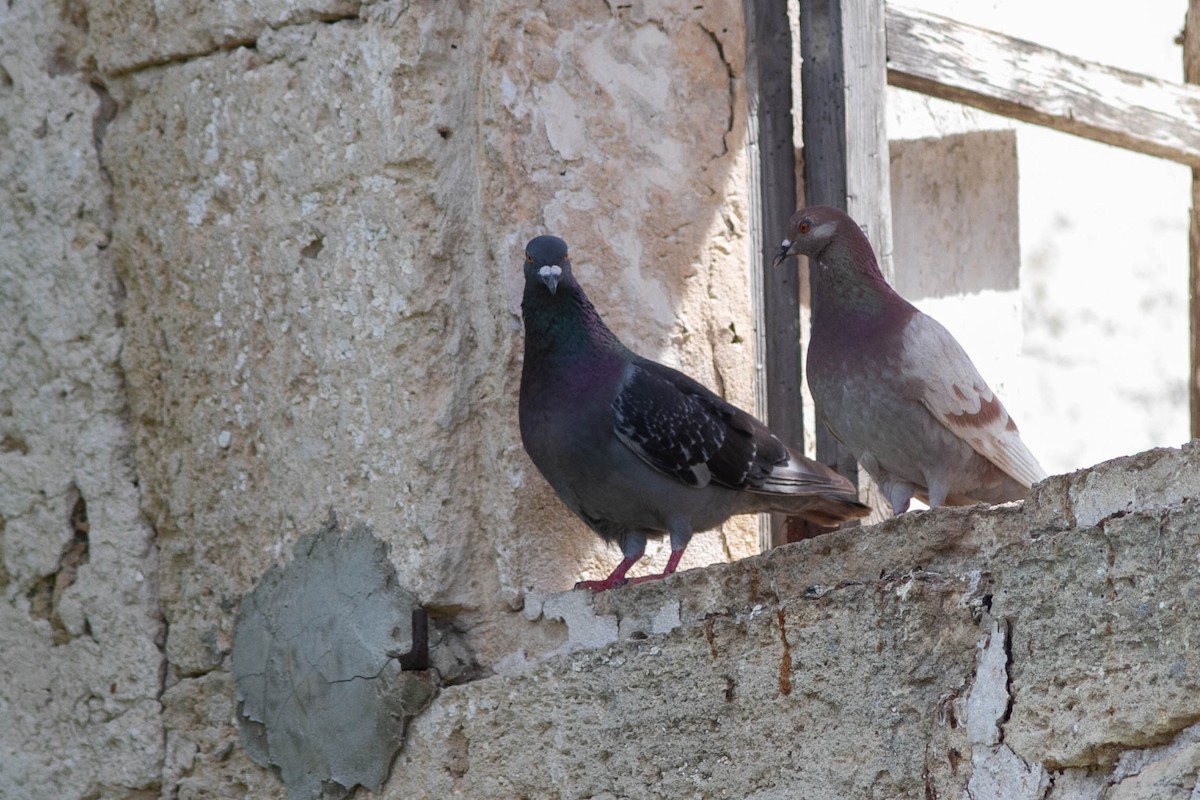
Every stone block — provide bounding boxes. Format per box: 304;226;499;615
0;3;163;798
85;0;362;76
102;1;753;685
996;505;1200;767
392;575;978;799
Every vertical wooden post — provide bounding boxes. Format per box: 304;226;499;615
1186;0;1200;440
799;0;894;521
799;0;847;212
799;0;854;488
843;0;895;282
745;0;807;548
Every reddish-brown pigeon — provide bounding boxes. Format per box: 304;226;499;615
520;235;868;591
773;205;1047;514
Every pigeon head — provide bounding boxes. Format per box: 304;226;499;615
772;205;898;321
525;235;571;296
772;205;846;266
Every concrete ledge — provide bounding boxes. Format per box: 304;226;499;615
387;443;1200;798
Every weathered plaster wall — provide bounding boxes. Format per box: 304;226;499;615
3;1;753;797
7;1;1200;799
0;3;164;798
100;0;753;682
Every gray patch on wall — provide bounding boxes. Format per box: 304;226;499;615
232;515;436;800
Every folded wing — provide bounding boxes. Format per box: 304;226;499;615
900;313;1047;488
613;360;855;496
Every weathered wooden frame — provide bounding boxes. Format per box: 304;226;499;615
887;1;1200;442
748;0;1200;547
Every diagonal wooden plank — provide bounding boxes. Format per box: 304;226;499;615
886;3;1200;168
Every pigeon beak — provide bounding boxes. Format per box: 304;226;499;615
772;240;793;267
538;264;562;295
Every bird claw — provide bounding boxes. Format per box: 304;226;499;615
574;571;674;592
577;549;685;591
574;576;628;592
622;571;672;587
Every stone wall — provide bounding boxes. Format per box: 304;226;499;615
5;1;1199;799
100;0;755;676
1;2;163;797
2;1;754;797
393;444;1200;799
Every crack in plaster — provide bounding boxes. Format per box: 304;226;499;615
699;22;736;158
965;620;1051;800
25;489;91;644
101;7;365;78
999;617;1015;738
104;35;261;79
960;606;1200;798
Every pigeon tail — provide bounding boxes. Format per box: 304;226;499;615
752;449;869;524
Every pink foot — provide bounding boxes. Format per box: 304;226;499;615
575;552;641;592
578;549;684;591
575;576;627;592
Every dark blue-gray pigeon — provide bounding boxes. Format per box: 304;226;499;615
773;205;1047;515
519;235;868;591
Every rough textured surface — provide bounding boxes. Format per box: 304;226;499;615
6;1;1200;798
0;3;164;798
997;507;1200;768
231;519;434;800
102;0;754;685
6;0;751;796
85;0;364;76
388;445;1200;798
397;576;979;799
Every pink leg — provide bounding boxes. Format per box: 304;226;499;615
622;547;685;587
575;553;642;592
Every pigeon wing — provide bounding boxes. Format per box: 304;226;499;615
611;362;726;488
613;360;797;491
614;357;849;501
900;312;1047;488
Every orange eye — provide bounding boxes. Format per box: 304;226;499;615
525;255;534;263
798;222;810;234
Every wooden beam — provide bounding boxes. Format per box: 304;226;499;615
843;0;895;282
799;0;855;497
744;0;804;548
886;3;1200;169
1186;0;1200;439
800;0;895;528
799;0;847;211
824;0;896;523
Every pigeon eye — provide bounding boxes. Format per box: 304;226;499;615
526;254;534;264
798;221;810;234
